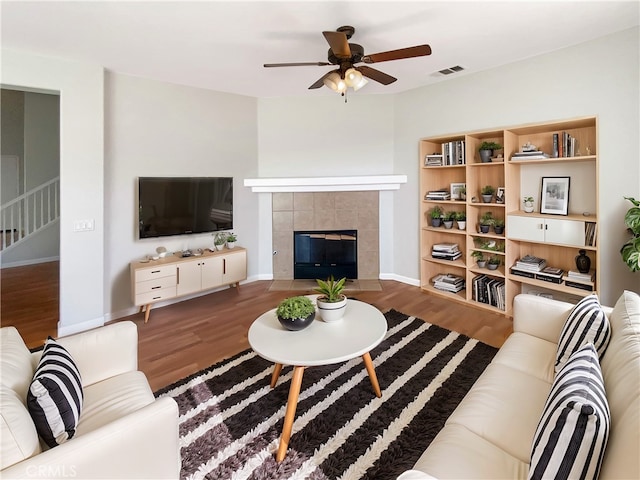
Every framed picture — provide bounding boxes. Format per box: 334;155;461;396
450;182;466;201
540;177;570;215
496;187;505;204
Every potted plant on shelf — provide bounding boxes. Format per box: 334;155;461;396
487;256;501;271
443;211;455;229
314;276;347;322
523;196;535;213
471;250;487;268
213;232;227;251
459;185;467;201
430;205;444;227
481;185;495;203
479;211;494;234
276;296;316;331
493;218;505;235
478;141;502;163
621;196;640;272
226;232;237;249
455;211;466;230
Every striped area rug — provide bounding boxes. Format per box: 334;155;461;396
155;309;498;480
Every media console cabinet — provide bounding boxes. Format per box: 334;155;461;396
130;247;247;322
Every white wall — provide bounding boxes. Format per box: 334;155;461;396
394;26;640;305
104;72;259;318
1;49;104;335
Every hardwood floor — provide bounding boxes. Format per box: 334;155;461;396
1;262;513;392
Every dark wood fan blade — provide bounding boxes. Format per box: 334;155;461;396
363;44;432;64
357;66;397;85
264;62;332;67
308;71;336;89
322;31;351;58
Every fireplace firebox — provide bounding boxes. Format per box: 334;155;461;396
293;230;357;280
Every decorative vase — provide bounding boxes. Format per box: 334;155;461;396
277;312;315;331
575;249;591;274
316;296;347;323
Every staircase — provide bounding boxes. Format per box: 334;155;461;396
1;177;60;251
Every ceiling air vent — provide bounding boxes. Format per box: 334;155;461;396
435;65;465;76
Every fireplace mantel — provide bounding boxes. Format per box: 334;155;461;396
243;175;407;193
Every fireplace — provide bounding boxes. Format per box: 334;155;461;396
294;230;357;280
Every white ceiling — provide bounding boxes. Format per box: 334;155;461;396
1;1;638;98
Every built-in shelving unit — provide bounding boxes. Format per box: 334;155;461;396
419;117;599;317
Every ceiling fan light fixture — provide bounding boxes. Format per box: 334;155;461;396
353;76;368;91
323;71;346;92
344;67;363;87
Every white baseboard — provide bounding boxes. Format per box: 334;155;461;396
1;256;60;269
57;316;104;337
379;273;420;286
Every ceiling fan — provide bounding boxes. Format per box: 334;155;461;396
264;25;432;93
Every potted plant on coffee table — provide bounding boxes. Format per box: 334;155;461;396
276;296;316;331
314;276;347;322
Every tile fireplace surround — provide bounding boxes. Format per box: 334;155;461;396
272;191;379;280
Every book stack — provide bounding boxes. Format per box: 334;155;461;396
510;150;550;161
585;222;597;247
425;189;451;200
472;274;505;311
432;273;465;293
431;243;462;261
425;154;443;166
562;270;595;291
441;140;466;165
510;255;547;278
535;266;564;284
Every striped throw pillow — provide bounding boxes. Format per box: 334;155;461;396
529;343;610;480
27;337;83;448
555;294;610;373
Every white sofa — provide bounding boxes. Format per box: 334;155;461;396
1;321;181;479
399;291;640;479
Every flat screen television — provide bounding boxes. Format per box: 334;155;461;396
138;177;233;239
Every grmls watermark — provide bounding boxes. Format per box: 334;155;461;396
26;465;77;478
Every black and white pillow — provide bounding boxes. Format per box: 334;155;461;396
529;343;610;480
27;337;83;448
555;294;611;373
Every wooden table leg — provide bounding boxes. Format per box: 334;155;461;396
270;363;283;388
362;352;382;398
276;365;304;462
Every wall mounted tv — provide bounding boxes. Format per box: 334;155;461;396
138;177;233;239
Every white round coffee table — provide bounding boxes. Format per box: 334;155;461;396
248;296;387;461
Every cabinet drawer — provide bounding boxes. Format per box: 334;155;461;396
135;265;176;283
136;275;177;294
135;286;177;306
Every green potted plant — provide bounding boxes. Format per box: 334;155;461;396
443;211;455;229
458;185;467;201
454;211;466;230
276;296;316;331
226;232;237;249
493;218;505;235
487;256;501;271
479;211;494;234
621;196;640;272
314;276;347;322
213;232;227;251
481;185;495;203
478;141;502;163
523;196;535;213
430;205;444;227
471;250;486;268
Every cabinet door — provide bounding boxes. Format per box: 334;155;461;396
507;215;545;242
222;250;247;284
545;218;585;246
201;257;224;290
176;259;202;296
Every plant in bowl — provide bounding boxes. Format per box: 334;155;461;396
621;196;640;272
493;218;505;235
226;232;237;248
481;185;495;203
487;256;502;270
479;211;494;233
478;141;502;163
314;276;348;322
276;296;316;331
430;205;444;227
471;250;486;268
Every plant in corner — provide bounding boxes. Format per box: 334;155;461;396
478;141;502;163
620;196;640;272
314;276;348;322
481;185;495;203
276;296;316;331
